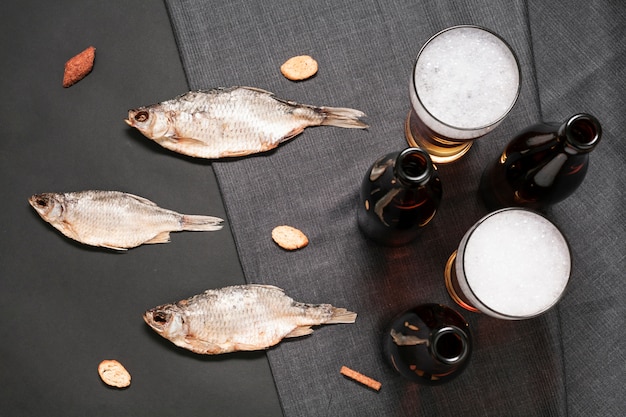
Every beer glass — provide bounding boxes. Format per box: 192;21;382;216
444;208;571;320
406;25;521;163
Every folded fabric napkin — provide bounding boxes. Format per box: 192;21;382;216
165;0;624;415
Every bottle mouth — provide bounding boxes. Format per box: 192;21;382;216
396;148;434;184
564;114;601;151
431;326;470;365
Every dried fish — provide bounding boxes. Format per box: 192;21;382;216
143;284;357;354
126;86;367;158
28;190;223;250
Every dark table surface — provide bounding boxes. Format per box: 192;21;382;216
2;1;625;416
1;1;282;416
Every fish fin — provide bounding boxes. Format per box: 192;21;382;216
218;149;257;158
182;335;227;355
326;307;358;324
285;326;314;338
181;215;224;231
144;231;171;244
99;244;128;251
240;86;273;95
281;126;306;141
126;193;159;207
319;106;368;129
247;284;284;291
183;334;263;354
167;135;208;147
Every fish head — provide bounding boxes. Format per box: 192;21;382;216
125;107;172;140
28;193;65;222
143;304;187;342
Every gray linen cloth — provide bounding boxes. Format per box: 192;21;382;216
528;2;626;415
165;0;625;415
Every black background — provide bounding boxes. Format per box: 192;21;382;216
0;1;283;415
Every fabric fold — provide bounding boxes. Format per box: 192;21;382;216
528;2;626;416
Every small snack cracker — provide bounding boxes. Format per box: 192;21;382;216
63;46;96;88
272;225;309;250
340;366;382;391
98;359;131;388
280;55;318;81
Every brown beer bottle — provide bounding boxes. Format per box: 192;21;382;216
357;147;442;246
480;113;602;211
383;303;472;385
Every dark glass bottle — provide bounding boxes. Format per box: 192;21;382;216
383;303;472;385
357;147;442;246
480;113;602;211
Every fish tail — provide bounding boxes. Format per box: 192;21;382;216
326;307;358;324
181;214;224;231
319;106;368;129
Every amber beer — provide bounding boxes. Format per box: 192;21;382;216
406;26;521;163
445;208;571;320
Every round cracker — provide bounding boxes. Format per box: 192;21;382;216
98;359;131;388
272;225;309;250
280;55;318;81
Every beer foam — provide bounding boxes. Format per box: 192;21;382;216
414;27;520;130
461;210;570;318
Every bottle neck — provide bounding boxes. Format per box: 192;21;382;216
431;325;470;365
394;148;434;187
558;113;601;153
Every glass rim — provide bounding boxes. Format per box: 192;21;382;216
411;25;522;133
457;207;572;319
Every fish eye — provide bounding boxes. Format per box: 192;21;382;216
134;111;150;123
35;198;48;207
153;312;168;323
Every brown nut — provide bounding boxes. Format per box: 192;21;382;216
63;46;96;88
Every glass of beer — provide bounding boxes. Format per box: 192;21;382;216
406;25;521;163
444;208;571;320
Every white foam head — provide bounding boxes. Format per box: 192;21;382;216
411;26;520;139
456;209;571;319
